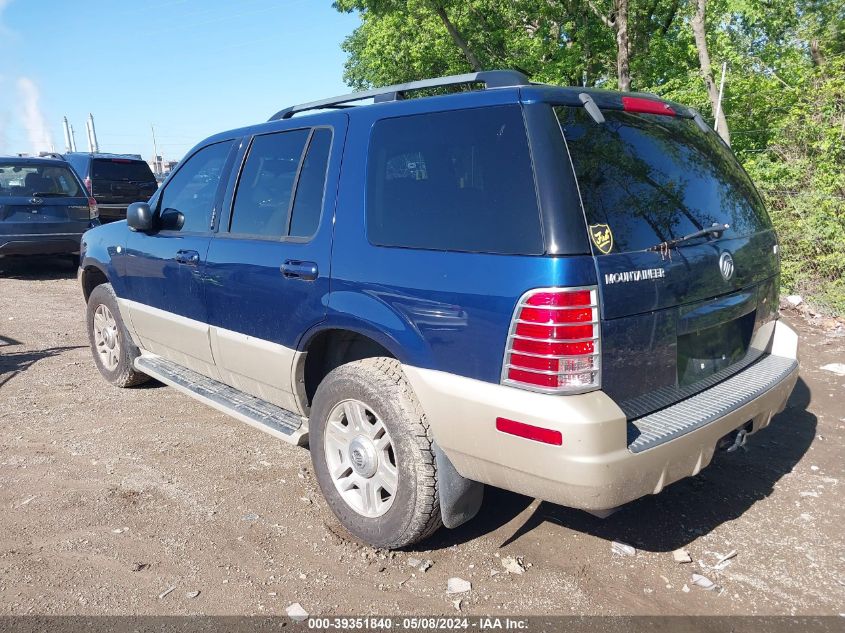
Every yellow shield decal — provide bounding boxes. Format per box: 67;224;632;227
589;224;614;254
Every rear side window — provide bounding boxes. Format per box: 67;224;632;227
366;106;543;254
92;159;155;183
289;128;332;238
230;127;333;239
230;129;309;237
557;107;771;254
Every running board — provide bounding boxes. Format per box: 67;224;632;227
135;355;308;446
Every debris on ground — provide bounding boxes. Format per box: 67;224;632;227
419;559;433;572
501;555;526;575
611;541;636;557
785;295;803;307
446;577;472;594
241;513;259;521
157;586;176;600
130;563;149;572
452;599;462;611
407;557;422;568
820;363;845;376
185;590;200;599
691;574;716;591
286;602;308;622
673;548;692;563
716;550;737;567
682;584;690;593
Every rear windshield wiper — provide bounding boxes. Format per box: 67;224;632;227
29;191;67;197
646;223;730;252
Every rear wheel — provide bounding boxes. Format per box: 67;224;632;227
309;357;441;549
86;283;149;387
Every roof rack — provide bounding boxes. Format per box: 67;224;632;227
268;69;530;121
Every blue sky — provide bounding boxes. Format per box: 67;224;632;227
0;0;359;160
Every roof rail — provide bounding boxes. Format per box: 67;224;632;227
268;69;530;121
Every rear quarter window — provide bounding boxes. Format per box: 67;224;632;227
366;105;543;255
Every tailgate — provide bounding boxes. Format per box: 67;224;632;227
557;104;780;416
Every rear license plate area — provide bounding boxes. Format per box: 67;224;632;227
677;310;755;387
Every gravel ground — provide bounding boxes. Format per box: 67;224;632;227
0;256;843;617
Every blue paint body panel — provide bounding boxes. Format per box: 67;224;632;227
78;80;782;416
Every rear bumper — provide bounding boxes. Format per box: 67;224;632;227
404;320;799;512
0;233;84;256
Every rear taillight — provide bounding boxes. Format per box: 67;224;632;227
83;176;92;194
502;287;600;394
88;197;99;219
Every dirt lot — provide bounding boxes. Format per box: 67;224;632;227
0;256;843;617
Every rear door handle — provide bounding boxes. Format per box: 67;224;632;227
280;259;318;281
175;249;200;265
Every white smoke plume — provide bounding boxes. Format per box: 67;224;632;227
17;77;53;154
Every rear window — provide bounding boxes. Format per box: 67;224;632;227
366;105;543;255
557;107;771;254
0;162;82;197
92;159;155;183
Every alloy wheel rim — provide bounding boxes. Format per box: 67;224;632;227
93;304;120;371
323;399;398;518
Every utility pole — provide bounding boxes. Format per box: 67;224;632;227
714;61;727;135
150;124;161;175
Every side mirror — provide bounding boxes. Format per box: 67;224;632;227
126;202;153;232
159;208;185;231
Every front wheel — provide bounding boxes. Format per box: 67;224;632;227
86;283;149;388
309;357;441;549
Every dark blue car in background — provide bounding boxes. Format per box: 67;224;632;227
78;70;799;549
0;156;99;262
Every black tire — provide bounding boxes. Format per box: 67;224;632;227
86;283;150;388
310;357;442;549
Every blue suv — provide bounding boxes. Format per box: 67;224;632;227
79;71;799;548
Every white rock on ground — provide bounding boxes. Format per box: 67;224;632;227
446;577;472;594
501;556;526;574
673;548;692;563
286;602;309;622
820;363;845;376
611;541;636;557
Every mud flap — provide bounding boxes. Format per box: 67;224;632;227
433;442;484;529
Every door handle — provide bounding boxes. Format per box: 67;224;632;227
280;259;318;281
175;249;200;265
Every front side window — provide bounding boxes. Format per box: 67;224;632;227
0;162;83;197
230;127;333;239
158;141;233;232
366;105;543;255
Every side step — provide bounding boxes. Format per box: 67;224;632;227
135;355;308;446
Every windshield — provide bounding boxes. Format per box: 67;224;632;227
557;107;771;254
92;159;155;182
0;162;83;197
